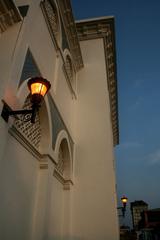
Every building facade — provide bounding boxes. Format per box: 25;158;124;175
130;201;148;230
0;0;119;239
120;226;137;240
138;209;160;240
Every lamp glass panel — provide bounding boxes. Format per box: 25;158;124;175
40;84;47;96
31;83;47;96
121;198;127;203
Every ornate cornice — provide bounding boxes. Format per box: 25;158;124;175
0;0;21;33
76;17;119;146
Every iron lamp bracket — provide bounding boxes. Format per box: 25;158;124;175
1;100;39;123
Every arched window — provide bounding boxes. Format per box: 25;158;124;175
55;138;71;181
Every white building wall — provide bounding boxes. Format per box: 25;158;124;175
0;22;22;161
31;163;49;240
72;39;119;240
0;1;74;240
0;1;119;240
0;0;74;136
0;135;39;240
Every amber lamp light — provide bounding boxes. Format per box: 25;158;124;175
121;196;128;205
28;77;50;97
1;77;51;123
117;195;128;218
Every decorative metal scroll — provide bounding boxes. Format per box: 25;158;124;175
14;95;41;149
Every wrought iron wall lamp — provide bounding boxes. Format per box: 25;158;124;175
1;77;51;124
117;195;128;218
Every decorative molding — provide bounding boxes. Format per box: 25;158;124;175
54;132;73;189
43;0;59;39
76;17;119;146
0;0;21;33
8;125;56;168
48;93;74;156
40;0;59;51
41;0;83;72
57;0;84;71
39;161;48;169
40;1;77;97
56;143;65;175
53;168;73;190
65;55;73;83
62;64;76;98
53;168;64;184
62;48;76;96
9;125;42;159
63;179;73;190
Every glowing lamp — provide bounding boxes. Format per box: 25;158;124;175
28;77;51;105
117;196;128;218
1;77;51;123
121;196;128;204
28;77;50;97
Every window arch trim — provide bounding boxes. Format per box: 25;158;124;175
53;130;73;190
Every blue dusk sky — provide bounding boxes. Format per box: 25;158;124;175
72;0;160;226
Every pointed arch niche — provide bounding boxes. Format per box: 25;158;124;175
9;80;53;161
10;48;54;161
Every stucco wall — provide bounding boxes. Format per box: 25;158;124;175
0;0;75;138
72;38;119;240
0;1;74;240
0;135;39;240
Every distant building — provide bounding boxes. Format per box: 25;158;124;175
139;208;160;229
130;200;148;230
120;225;130;235
138;208;160;240
120;225;130;240
120;226;137;240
